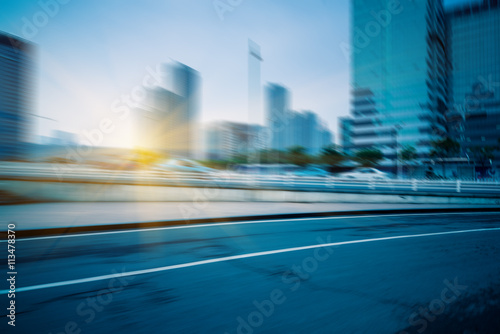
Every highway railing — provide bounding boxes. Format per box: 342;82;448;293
0;163;499;197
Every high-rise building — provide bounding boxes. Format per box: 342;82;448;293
266;83;333;155
248;39;263;125
0;32;35;160
266;83;290;151
446;0;500;171
135;61;200;158
339;117;353;152
205;121;267;161
284;110;332;155
49;130;78;146
344;0;448;160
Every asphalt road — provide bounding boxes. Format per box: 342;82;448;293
2;212;500;333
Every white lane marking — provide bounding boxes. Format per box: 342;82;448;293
3;211;498;243
5;227;500;294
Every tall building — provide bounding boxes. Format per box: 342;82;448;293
135;61;200;158
446;0;500;171
339;117;353;152
343;0;448;160
49;130;78;146
0;32;35;160
266;83;333;155
248;39;263;125
205;121;267;161
285;110;332;155
266;83;290;151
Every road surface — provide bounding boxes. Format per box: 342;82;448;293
2;211;500;333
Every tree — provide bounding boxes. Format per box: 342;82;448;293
286;146;311;167
354;148;383;167
469;146;496;167
429;137;460;159
400;145;417;178
320;145;345;167
259;149;287;164
400;145;417;162
429;137;460;176
230;153;249;164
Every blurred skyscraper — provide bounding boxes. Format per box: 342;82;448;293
48;130;78;146
341;0;448;159
0;32;35;160
266;83;290;152
248;39;263;163
447;0;500;171
135;61;200;158
205;121;267;161
284;110;332;155
248;39;263;123
266;83;333;155
339;117;353;152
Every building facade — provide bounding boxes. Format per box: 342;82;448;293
343;0;448;160
135;61;200;158
266;83;290;151
446;0;500;172
205;121;267;161
266;83;333;155
0;32;35;160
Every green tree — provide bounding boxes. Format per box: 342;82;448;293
469;146;496;167
400;145;417;162
400;145;417;178
228;153;248;164
259;149;287;164
286;146;311;167
429;137;460;176
354;148;383;167
429;137;460;159
320;145;345;167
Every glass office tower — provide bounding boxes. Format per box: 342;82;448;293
266;83;290;151
347;0;447;160
447;0;500;172
135;61;200;158
0;32;35;160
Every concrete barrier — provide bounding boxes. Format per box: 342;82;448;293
1;180;499;205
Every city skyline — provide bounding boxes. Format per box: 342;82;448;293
0;0;469;148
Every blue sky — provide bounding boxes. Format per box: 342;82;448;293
0;0;470;147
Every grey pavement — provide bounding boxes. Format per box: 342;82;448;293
1;202;498;230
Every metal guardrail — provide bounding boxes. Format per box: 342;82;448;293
0;163;499;196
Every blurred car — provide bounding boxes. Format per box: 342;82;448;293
338;167;391;180
293;167;330;177
155;159;215;174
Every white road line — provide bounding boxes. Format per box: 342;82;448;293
4;227;500;294
2;211;498;243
